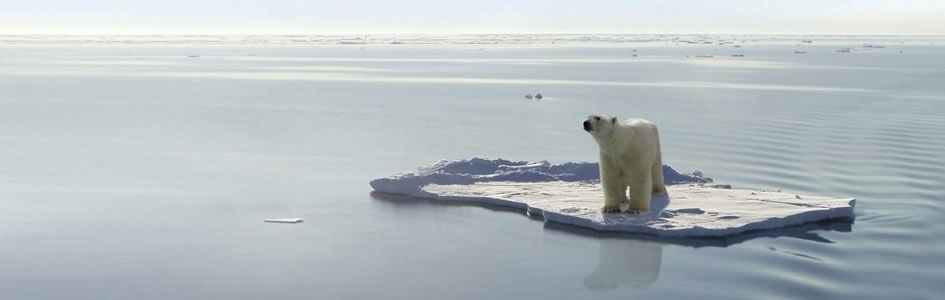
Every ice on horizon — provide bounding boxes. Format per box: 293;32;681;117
370;158;855;238
1;34;933;46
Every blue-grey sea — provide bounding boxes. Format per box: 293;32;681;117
1;36;944;299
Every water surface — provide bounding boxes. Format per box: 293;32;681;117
1;37;944;299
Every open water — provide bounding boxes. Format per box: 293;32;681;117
1;36;944;299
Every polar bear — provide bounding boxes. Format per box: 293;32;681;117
583;114;667;214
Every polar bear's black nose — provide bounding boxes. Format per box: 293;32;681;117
583;120;592;131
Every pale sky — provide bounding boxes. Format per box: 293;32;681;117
2;0;943;35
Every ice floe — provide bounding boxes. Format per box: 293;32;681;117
370;158;854;237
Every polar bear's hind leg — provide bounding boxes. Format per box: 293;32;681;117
651;160;667;195
627;166;652;214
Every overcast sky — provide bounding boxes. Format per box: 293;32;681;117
2;0;943;35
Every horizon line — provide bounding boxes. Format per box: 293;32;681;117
2;32;944;36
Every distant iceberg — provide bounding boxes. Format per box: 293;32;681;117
370;158;855;237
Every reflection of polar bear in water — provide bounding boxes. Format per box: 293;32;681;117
583;114;667;214
584;239;663;289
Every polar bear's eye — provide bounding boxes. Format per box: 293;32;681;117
594;117;601;121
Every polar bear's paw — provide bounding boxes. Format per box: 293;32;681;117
602;206;622;214
652;186;667;195
626;208;649;215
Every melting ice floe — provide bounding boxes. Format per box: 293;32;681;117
369;158;855;237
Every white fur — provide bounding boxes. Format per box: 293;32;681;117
584;114;667;214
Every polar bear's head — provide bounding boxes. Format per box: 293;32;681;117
583;114;618;138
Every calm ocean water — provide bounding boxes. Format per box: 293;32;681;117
2;37;944;299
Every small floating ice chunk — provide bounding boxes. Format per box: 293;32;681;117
264;218;304;223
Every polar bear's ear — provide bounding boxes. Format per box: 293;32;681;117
612;117;617;125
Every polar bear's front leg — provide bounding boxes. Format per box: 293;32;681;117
599;154;627;213
627;165;653;214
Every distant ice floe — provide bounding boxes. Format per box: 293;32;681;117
370;158;855;238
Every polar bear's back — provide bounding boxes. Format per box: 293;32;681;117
616;118;659;140
611;118;661;157
621;117;655;127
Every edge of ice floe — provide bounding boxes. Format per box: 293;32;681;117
395;190;854;238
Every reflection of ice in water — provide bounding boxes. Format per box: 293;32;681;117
584;239;663;289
